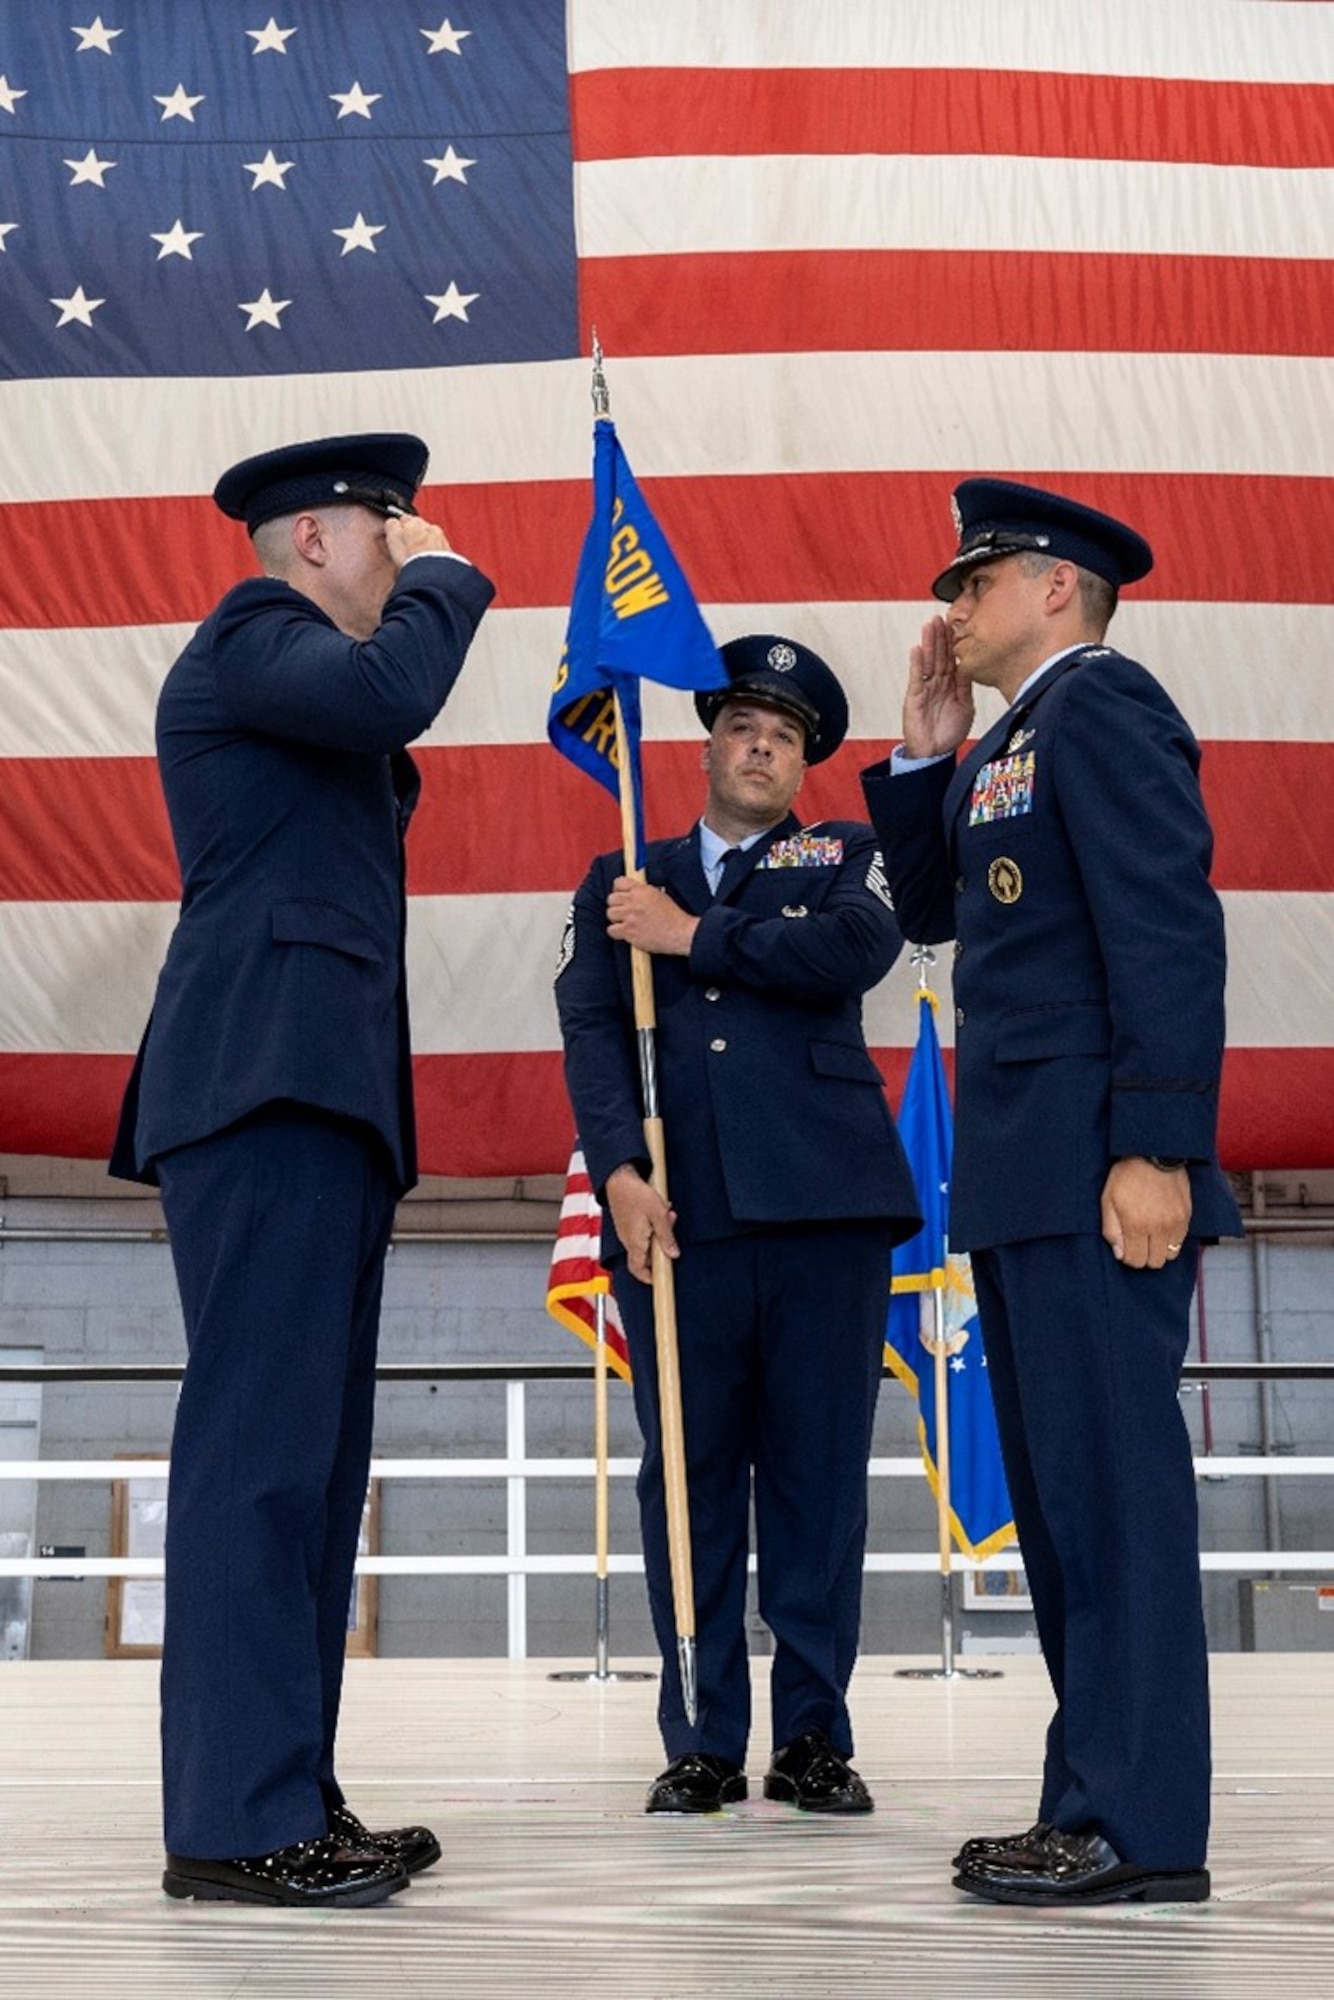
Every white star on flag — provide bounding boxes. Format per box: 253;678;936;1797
151;220;204;261
64;150;117;188
246;19;297;54
424;147;475;185
154;85;205;123
72;18;123;54
0;222;18;250
421;20;472;56
51;287;104;328
332;213;386;256
425;282;478;322
0;76;28;116
243;151;294;191
238;288;290;330
329;82;381;120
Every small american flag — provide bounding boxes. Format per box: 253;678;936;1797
545;1146;630;1382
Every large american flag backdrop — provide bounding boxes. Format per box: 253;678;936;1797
0;2;1330;1178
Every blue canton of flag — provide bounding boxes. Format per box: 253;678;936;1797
548;415;726;862
886;988;1016;1561
0;0;577;378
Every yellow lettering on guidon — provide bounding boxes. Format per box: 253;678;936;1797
604;504;669;621
560;691;620;769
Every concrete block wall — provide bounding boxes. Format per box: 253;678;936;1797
1;1171;1331;1662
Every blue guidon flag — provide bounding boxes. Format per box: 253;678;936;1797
885;987;1016;1562
548;416;726;861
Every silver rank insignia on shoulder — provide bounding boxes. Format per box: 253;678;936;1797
554;902;576;980
865;850;895;910
1007;726;1036;753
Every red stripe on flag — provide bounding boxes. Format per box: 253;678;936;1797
571;68;1334;167
410;1051;574;1178
0;759;178;901
1218;1050;1334;1170
6;739;1332;901
2;472;1329;630
0;482;590;630
1201;743;1334;893
11;1046;1332;1176
580;251;1334;359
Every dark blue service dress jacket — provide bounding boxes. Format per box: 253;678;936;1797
556;814;921;1251
862;644;1241;1250
111;555;494;1192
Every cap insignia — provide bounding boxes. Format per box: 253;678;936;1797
766;643;797;673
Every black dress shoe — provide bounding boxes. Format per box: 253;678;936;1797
327;1800;442;1876
645;1753;748;1814
954;1827;1210;1906
952;1819;1052;1870
763;1730;874;1814
163;1834;408;1907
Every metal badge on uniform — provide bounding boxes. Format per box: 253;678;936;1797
969;751;1035;826
759;833;844;869
987;857;1023;905
781;904;808;919
1006;727;1036;754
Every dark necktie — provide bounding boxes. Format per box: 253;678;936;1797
715;846;750;898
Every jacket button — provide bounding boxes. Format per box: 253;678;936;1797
704;987;721;1002
955;1007;966;1027
710;1037;727;1053
955;876;966;894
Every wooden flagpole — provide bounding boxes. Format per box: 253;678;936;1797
612;683;698;1724
592;333;697;1723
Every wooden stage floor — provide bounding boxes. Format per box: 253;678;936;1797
0;1654;1330;1998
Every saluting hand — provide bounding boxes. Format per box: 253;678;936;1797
386;514;454;566
902;615;974;758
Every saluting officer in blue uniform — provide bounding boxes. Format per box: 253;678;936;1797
862;481;1241;1907
556;637;921;1815
111;434;493;1907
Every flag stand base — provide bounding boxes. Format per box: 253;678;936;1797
894;1665;1003;1680
892;1574;1005;1679
548;1669;656;1684
547;1576;657;1686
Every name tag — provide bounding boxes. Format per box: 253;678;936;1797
969;751;1035;826
759;835;844;869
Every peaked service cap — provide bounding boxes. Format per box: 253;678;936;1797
694;634;849;765
213;432;429;534
932;478;1154;602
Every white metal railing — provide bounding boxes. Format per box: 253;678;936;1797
1;1378;1332;1658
